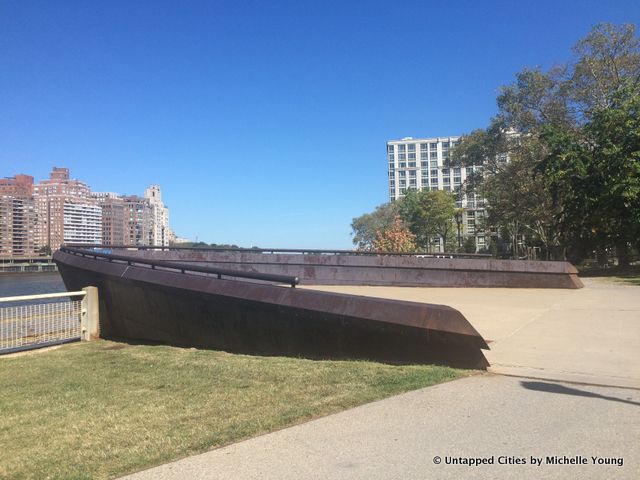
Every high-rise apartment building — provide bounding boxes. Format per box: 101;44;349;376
0;175;38;257
33;167;102;250
386;136;486;250
1;167;174;256
93;192;125;246
144;185;170;247
122;195;153;247
63;203;103;244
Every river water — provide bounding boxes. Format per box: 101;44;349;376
0;272;66;298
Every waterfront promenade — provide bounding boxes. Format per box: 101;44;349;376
123;277;640;479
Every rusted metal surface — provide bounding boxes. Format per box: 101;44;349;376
53;249;489;368
65;244;492;258
60;247;299;287
101;247;584;289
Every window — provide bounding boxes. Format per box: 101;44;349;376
442;141;450;149
408;170;416;177
444;185;451;191
442;168;450;175
430;142;437;149
421;161;428;168
408;144;415;152
420;152;428;160
454;167;461;174
466;167;474;175
398;171;406;177
398;145;406;153
421;170;428;177
453;177;461;185
399;162;406;168
387;145;394;153
408;152;416;160
420;143;428;151
408;161;416;168
400;187;406;194
467;211;475;218
430;169;438;176
400;179;406;186
390;180;395;187
430;160;438;168
389;162;394;170
443;177;450;184
430;151;438;159
398;153;406;160
430;178;438;185
388;154;394;161
409;179;417;186
389;171;395;178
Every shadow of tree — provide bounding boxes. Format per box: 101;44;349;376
520;381;640;406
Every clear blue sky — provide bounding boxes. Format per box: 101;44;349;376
1;1;638;248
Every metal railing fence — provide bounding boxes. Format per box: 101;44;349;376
0;291;86;355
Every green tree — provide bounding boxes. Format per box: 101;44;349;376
351;202;399;250
452;23;640;262
398;189;457;252
542;82;640;265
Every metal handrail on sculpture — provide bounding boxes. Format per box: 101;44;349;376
60;247;300;287
63;244;492;258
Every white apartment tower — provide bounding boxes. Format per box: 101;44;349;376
144;185;170;247
386;136;486;250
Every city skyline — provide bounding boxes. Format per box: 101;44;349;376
2;1;638;248
0;167;172;257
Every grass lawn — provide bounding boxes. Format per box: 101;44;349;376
578;264;640;286
0;340;467;479
616;276;640;286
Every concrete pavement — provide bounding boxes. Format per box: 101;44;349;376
123;374;640;480
304;278;640;388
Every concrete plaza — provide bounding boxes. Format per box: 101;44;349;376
305;277;640;389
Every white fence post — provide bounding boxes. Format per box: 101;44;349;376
81;286;100;341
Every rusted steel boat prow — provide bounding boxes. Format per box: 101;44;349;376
54;250;489;368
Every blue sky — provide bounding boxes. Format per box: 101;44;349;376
1;1;638;248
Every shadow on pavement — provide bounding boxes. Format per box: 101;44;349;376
520;381;640;406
